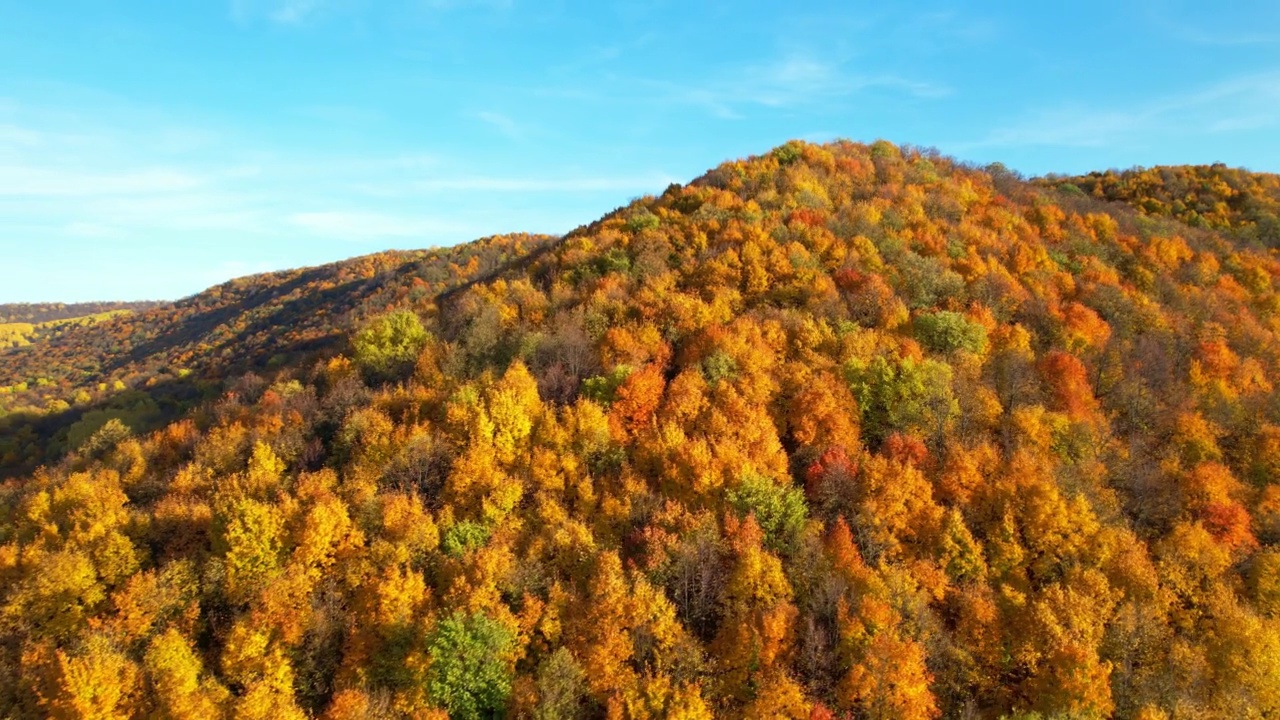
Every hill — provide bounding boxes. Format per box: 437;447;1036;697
1042;163;1280;244
1;310;136;350
0;234;555;474
0;302;165;325
2;140;1279;718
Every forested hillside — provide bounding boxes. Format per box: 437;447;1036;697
1;311;135;351
0;234;554;476
2;140;1280;719
0;302;165;325
1044;164;1280;245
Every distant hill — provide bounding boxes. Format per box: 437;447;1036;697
0;301;164;324
1;309;143;350
1043;163;1280;244
0;234;555;473
2;141;1279;719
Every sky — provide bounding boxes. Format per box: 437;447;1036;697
2;1;1279;302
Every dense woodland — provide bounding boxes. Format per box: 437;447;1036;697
0;302;165;325
2;140;1280;719
1043;165;1280;246
0;235;554;475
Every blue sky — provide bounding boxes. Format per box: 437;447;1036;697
2;1;1279;302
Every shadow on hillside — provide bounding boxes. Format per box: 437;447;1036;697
0;372;214;480
435;233;571;309
0;236;587;481
105;266;366;375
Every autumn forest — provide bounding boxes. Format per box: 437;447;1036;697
3;140;1280;719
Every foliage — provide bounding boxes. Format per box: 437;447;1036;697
424;612;516;720
352;309;430;380
441;520;491;557
1048;163;1280;244
845;355;958;444
726;471;808;553
0;302;161;324
914;310;988;355
3;142;1280;718
581;365;634;405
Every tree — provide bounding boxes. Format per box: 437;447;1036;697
214;495;285;605
845;354;957;446
712;515;798;706
534;648;587;720
913;311;988;355
425;611;517;720
144;628;229;719
1037;351;1098;422
352;310;430;381
727;471;809;555
37;634;141;720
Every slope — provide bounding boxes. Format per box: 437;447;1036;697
2;140;1280;718
0;233;555;474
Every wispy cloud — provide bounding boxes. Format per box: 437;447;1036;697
911;11;1001;47
0;165;205;197
1169;28;1280;46
63;221;124;239
298;105;387;125
230;0;331;24
289;211;480;239
419;0;514;10
231;0;512;25
642;54;949;119
1142;0;1280;46
0;124;44;147
961;70;1280;151
476;111;523;140
271;0;323;23
967;110;1146;150
205;260;278;285
411;173;676;193
0;90;679;297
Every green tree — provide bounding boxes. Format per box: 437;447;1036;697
727;471;808;554
535;648;588;720
914;311;987;355
845;355;958;445
352;310;430;381
426;611;517;720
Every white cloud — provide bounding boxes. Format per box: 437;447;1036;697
1210;115;1275;133
230;0;511;25
411;174;676;193
0;89;680;300
289;211;478;239
63;221;123;239
0;165;205;197
1143;0;1280;46
271;0;323;23
476;111;523;139
963;70;1280;151
644;53;950;119
205;260;279;284
0;124;44;147
971;110;1146;149
230;0;332;24
418;0;514;10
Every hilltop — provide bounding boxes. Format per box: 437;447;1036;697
2;140;1280;719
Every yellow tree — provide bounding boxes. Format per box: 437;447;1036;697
710;514;799;709
34;634;141;720
144;627;229;719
